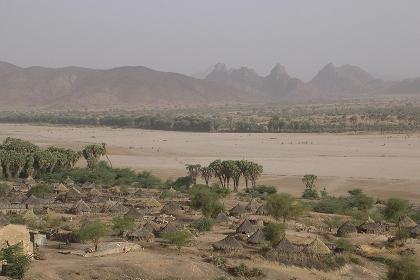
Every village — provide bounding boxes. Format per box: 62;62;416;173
0;143;419;280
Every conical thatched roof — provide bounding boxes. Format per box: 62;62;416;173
399;216;417;229
245;199;261;213
357;221;383;234
54;183;68;193
337;221;357;237
161;201;182;214
229;203;246;217
140;198;162;208
124;207;145;219
366;216;375;224
236;219;257;234
71;199;91;214
143;221;161;233
23;208;37;221
213;235;242;251
273;237;303;254
127;227;155;242
89;188;101;196
248;228;265;244
66;187;82;199
9;193;26;204
108;202;128;214
159;223;178;236
134;188;143;196
215;212;230;224
304;237;331;255
110;185;121;194
411;224;420;237
256;204;268;215
101;199;116;212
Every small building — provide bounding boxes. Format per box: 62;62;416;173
213;235;242;252
229;204;246;218
0;224;33;256
336;221;357;237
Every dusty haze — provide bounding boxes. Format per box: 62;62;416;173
1;0;420;81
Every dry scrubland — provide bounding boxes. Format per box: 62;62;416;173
1;123;419;204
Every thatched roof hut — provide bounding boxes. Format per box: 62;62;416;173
158;222;178;236
411;224;420;238
89;188;102;197
101;199;116;212
109;202;128;214
248;228;265;244
70;199;91;215
245;199;261;213
127;227;155;242
215;212;230;224
140;198;162;208
110;185;121;194
256;204;268;215
64;177;75;186
161;201;182;215
273;237;304;254
236;219;257;234
336;221;357;237
213;235;242;252
54;183;68;193
303;237;331;256
143;221;161;234
399;216;417;229
124;207;145;219
357;221;384;234
229;204;246;218
65;187;83;202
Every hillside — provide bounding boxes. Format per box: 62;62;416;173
0;62;263;110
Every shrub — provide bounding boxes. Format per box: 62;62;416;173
336;238;355;252
207;255;227;268
112;216;135;236
395;228;411;244
0;244;31;279
230;263;265;278
172;176;193;190
266;193;305;222
387;257;420;280
384;198;411;223
191;217;215;232
263;223;286;245
189;185;224;218
26;183;53;198
302;188;319;199
161;230;193;250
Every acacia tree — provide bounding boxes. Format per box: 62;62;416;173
186;164;201;185
77;220;108;251
200;166;213;186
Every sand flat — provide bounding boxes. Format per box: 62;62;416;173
1;123;420;203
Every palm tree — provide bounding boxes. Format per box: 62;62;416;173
200;166;213;185
186;164;201;185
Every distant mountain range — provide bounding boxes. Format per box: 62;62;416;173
0;61;419;110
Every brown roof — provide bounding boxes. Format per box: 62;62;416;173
236;219;257;234
337;221;357;237
248;228;265;244
127;227;155;241
399;216;417;229
229;203;246;217
213;235;242;251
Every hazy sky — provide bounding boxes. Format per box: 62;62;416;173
1;0;420;81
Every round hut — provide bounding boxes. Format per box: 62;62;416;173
411;224;420;238
236;219;257;235
336;221;357;237
229;204;246;218
399;216;417;229
127;227;155;242
213;235;242;252
161;201;182;215
247;228;265;244
245;199;261;213
70;199;91;215
215;212;230;224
